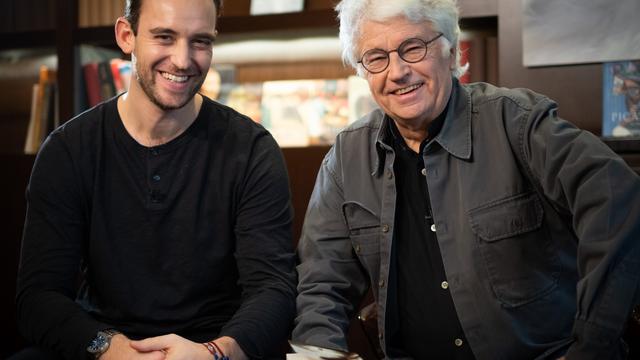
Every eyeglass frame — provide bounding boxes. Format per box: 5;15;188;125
357;33;444;74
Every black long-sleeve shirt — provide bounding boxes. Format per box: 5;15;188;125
387;116;475;359
17;96;297;359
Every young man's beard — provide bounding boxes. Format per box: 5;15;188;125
135;62;205;111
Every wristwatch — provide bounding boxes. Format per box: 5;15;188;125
87;329;120;359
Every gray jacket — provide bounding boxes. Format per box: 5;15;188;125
294;79;640;359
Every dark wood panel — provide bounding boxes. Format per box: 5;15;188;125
56;0;78;123
222;0;335;16
459;0;498;18
218;9;337;34
498;0;602;135
0;154;35;357
281;145;330;244
0;30;57;50
0;116;30;154
235;61;354;83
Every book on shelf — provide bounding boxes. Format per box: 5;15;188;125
82;59;132;108
602;60;640;138
83;62;102;108
77;45;125;111
97;61;117;101
24;65;57;154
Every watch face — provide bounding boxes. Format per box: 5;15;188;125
87;332;110;354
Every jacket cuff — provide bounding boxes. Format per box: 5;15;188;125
564;318;628;360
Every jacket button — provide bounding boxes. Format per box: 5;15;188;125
421;168;427;176
382;224;390;233
441;281;449;289
430;224;436;232
378;332;384;340
355;244;361;254
454;338;464;347
386;170;393;179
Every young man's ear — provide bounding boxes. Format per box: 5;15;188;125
115;17;135;54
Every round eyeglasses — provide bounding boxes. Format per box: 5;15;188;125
358;33;444;74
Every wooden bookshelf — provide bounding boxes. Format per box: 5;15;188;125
0;30;57;50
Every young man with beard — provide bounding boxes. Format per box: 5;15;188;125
15;0;297;359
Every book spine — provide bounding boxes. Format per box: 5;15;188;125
97;61;117;100
83;62;102;107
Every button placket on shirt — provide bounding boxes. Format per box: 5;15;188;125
148;147;166;205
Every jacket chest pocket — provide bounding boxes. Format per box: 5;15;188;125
342;202;381;286
468;191;560;307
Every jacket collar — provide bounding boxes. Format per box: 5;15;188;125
374;77;472;176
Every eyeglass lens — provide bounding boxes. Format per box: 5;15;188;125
360;34;442;73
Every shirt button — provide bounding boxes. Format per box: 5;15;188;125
151;149;159;156
386;170;393;180
441;281;449;289
355;244;361;254
152;174;161;181
378;332;384;340
382;224;390;233
455;338;464;347
430;224;436;232
421;168;427;176
378;279;385;288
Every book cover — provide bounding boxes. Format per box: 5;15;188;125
117;60;132;92
602;60;640;137
110;59;129;95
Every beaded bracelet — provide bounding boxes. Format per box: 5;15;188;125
202;340;230;360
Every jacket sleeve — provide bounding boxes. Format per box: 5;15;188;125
514;97;640;359
218;133;298;358
16;131;111;360
292;145;370;351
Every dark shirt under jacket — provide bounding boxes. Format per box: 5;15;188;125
17;96;297;359
387;112;475;359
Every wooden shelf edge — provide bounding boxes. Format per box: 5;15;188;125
76;26;117;46
72;9;339;45
0;30;57;50
602;137;640;153
218;9;337;34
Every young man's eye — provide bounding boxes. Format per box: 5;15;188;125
155;35;173;42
